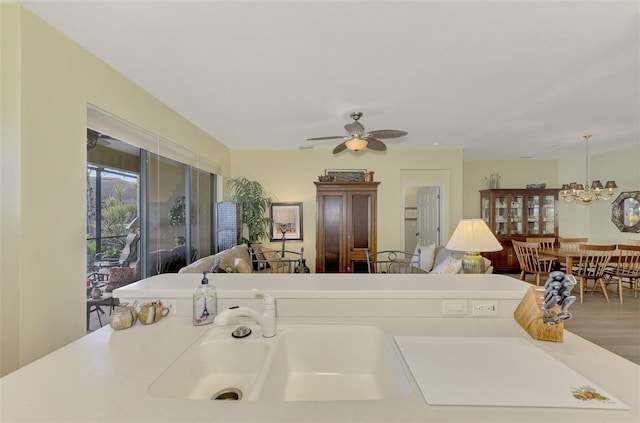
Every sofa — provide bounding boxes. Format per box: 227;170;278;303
178;244;253;274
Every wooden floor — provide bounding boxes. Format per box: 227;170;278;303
86;277;640;365
561;288;640;365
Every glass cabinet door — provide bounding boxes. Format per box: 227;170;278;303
495;195;508;235
510;195;523;235
527;195;540;235
542;195;556;235
481;195;490;225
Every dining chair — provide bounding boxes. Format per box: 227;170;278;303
573;244;616;304
558;237;589;251
557;237;589;272
603;244;640;304
365;249;422;274
512;240;553;286
249;246;304;273
526;237;558;268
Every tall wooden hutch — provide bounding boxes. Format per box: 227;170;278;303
315;182;379;273
480;188;559;272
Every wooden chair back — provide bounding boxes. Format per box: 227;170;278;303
573;244;616;303
526;237;555;249
558;237;588;251
512;240;553;285
607;244;640;303
366;249;422;274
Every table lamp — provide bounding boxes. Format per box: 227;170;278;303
275;208;296;253
446;219;503;273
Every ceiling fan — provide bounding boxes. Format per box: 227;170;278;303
87;128;116;150
307;112;408;154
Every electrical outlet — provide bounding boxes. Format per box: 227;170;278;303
162;299;177;315
472;300;498;316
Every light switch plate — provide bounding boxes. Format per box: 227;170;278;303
442;300;468;316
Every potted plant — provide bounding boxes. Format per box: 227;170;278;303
226;177;274;244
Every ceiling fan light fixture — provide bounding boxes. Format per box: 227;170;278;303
345;138;368;151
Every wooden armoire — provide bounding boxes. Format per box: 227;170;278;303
315;182;379;273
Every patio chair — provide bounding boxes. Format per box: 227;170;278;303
93;232;140;280
365;248;422;274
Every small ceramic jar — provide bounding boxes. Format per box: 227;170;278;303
137;301;170;325
110;302;138;330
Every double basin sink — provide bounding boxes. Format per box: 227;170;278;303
149;323;412;401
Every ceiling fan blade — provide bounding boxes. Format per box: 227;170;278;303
307;136;344;141
366;138;387;151
345;122;365;136
332;141;348;154
367;129;408;139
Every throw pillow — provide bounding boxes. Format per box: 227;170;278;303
234;258;252;273
430;255;463;274
411;243;436;272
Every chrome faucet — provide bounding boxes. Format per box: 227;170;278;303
214;289;276;338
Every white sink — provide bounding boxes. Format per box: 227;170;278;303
148;323;412;401
148;329;270;400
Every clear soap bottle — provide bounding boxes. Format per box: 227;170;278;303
193;271;216;326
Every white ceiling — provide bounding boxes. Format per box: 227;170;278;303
21;0;640;160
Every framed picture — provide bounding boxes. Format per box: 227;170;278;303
270;202;303;241
325;169;367;183
405;207;418;220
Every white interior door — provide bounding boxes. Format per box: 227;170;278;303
417;187;440;246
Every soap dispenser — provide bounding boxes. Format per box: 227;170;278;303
193;271;216;326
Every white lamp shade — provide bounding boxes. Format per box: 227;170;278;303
446;219;502;252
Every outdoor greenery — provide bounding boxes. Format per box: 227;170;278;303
86;178;138;268
226;177;273;243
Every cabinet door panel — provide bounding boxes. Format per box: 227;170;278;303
351;195;371;249
322;196;343;273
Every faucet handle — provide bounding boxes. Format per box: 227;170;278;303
251;289;275;309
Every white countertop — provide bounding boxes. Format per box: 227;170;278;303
2;275;639;422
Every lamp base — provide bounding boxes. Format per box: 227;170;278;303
462;252;486;274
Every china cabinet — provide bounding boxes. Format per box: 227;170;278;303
315;182;378;273
480;189;559;272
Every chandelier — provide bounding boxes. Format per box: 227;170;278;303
560;135;617;203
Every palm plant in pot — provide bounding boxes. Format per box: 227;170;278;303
226;177;273;244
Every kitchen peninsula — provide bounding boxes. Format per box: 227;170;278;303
1;274;638;422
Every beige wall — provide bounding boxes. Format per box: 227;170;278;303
0;6;230;376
